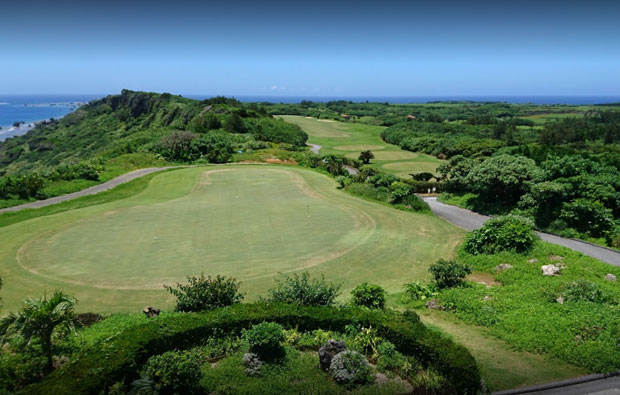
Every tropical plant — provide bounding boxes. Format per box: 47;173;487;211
350;283;386;309
165;274;243;312
243;322;286;361
428;259;471;289
464;215;537;255
266;272;341;306
0;291;77;372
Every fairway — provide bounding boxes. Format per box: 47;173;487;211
279;115;444;177
0;165;463;313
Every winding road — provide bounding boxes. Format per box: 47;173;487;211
0;167;174;214
422;197;620;266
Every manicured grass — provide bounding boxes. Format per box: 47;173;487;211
0;165;463;313
278;115;444;177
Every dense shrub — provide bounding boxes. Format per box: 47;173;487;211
376;341;408;373
350;283;386;309
141;350;202;394
329;350;372;388
464;215;537;255
165;274;243;312
266;272;341;306
190;131;235;163
429;259;472;289
244;322;286;361
560;199;615;239
404;281;438;301
23;304;481;395
558;280;609;304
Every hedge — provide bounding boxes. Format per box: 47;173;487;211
20;304;481;394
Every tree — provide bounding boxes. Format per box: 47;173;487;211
411;172;434;182
0;291;77;372
466;154;541;206
158;130;197;161
223;113;246;133
358;150;374;165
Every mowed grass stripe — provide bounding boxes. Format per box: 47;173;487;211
0;165;463;313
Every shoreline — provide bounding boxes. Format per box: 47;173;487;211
0;119;43;140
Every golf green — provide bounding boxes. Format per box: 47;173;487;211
0;165;463;312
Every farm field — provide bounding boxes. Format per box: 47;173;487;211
278;115;444;178
0;165;463;313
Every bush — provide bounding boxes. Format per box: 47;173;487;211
141;350;202;394
243;322;286;361
266;272;341;306
329;350;372;388
389;181;411;204
404;281;438;301
165;274;243;312
242;352;263;376
350;283;386;309
429;259;471;289
559;280;609;304
560;199;615;239
464;215;537;255
23;304;481;395
376;341;407;373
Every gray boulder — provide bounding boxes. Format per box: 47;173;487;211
319;339;347;371
605;273;617;282
542;264;562;276
495;263;513;272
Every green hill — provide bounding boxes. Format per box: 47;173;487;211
0;90;307;173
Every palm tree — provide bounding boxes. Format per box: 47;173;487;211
0;291;77;372
358;150;374;165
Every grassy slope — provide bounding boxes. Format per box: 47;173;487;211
279;115;444;178
0;164;462;313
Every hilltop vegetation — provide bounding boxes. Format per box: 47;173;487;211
0;91;307;208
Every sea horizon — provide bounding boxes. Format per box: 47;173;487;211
2;93;620;140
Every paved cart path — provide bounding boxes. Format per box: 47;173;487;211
0;167;174;214
422;197;620;266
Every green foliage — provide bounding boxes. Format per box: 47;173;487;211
404;281;438;301
244;322;286;361
266;272;341;306
141;349;203;394
376;341;408;373
466;154;540;206
389;181;411;204
165;274;243;312
464;215;537;255
428;259;472;289
242;352;263;376
329;350;372;388
438;242;620;372
0;291;77;372
358;150;374;164
190;131;235;163
557;280;610;304
223;113;246;133
22;304;481;394
350;283;386;309
560;199;615;239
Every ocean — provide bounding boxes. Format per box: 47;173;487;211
0;94;99;140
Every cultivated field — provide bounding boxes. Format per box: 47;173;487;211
279;116;444;178
0;165;463;312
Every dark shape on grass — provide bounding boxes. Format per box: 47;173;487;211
319;339;347;371
143;306;161;318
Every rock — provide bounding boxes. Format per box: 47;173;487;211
549;255;564;261
527;258;538;263
605;274;617;282
483;295;492;302
495;263;513;272
319;339;347;371
143;306;161;318
425;299;443;310
556;296;565;304
542;264;562;276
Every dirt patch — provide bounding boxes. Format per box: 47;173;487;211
265;158;298;165
467;272;501;287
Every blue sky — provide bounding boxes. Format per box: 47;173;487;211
1;0;619;96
